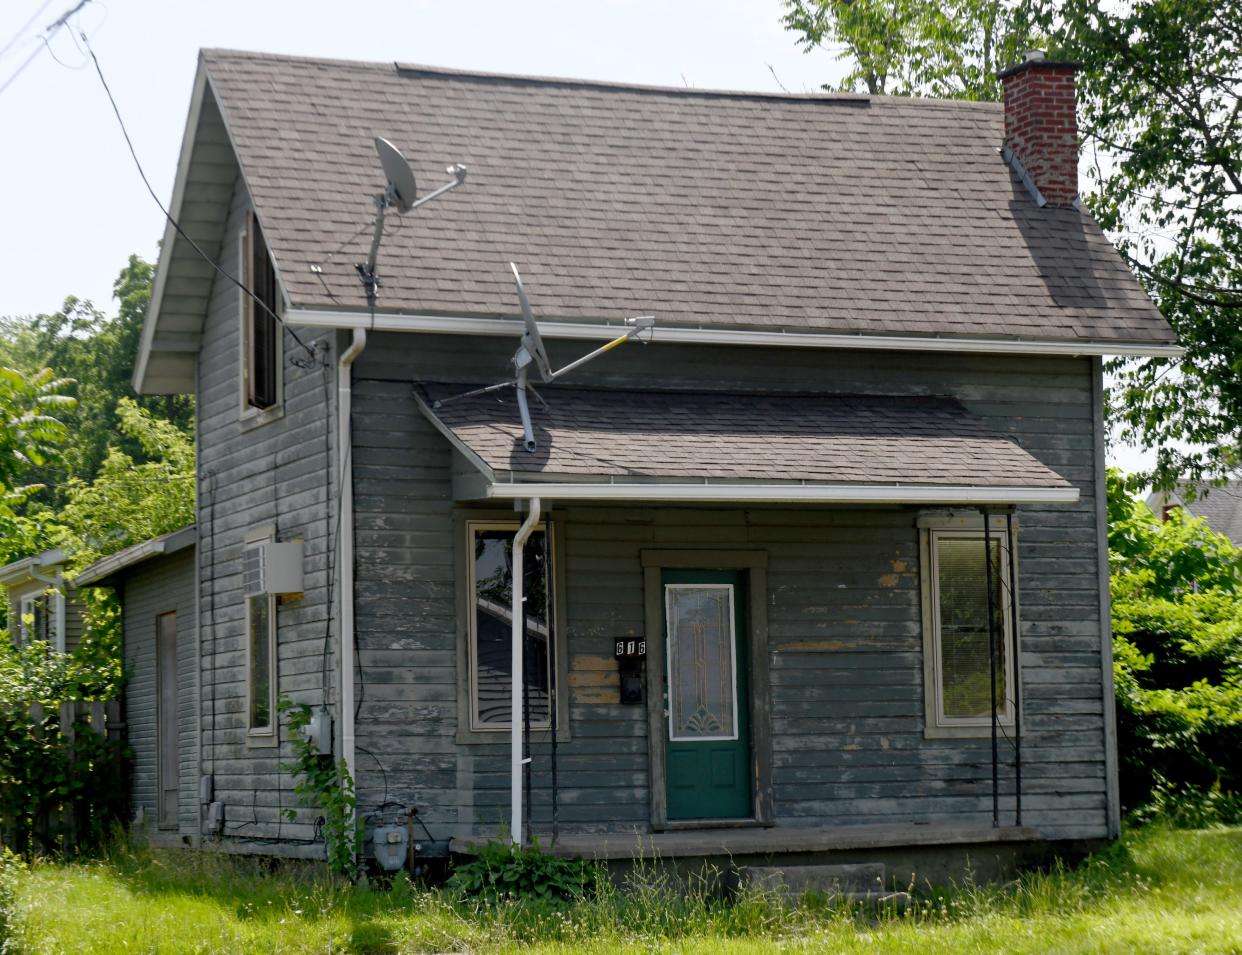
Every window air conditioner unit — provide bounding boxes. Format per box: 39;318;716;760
242;539;303;597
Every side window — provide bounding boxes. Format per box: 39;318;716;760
922;528;1016;737
242;211;281;414
17;592;56;646
467;521;555;732
247;592;276;737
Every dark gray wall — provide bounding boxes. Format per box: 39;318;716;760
121;548;198;835
194;179;338;845
348;334;1109;843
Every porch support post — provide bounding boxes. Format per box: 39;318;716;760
1007;511;1022;826
510;497;542;846
983;508;999;828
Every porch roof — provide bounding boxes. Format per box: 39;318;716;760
415;384;1078;505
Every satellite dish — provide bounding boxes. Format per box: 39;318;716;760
511;263;553;381
433;263;655;453
351;139;468;308
375;137;418;213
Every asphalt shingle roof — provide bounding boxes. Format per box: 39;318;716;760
418;384;1072;488
200;49;1174;346
1178;481;1242;545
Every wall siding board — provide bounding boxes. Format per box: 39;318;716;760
119;549;197;836
194;177;339;846
347;334;1112;844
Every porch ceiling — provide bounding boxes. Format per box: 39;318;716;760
415;384;1079;505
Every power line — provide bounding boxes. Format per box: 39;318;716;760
79;33;320;365
0;0;56;61
0;0;85;96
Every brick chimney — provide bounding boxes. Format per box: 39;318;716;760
998;50;1081;208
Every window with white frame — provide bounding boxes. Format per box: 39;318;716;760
241;210;282;415
467;521;555;732
16;591;58;647
247;592;276;736
922;527;1016;736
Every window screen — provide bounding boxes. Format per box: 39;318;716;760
469;525;553;730
936;535;1007;720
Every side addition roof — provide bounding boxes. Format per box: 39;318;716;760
136;49;1177;393
73;526;197;588
416;385;1078;505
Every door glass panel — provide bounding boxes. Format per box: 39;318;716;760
666;584;737;742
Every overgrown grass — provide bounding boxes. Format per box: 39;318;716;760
6;825;1242;953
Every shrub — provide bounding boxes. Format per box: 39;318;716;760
445;837;600;904
0;847;26;949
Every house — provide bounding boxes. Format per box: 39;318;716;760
74;527;197;836
87;46;1180;877
1147;481;1242;546
1;548;82;653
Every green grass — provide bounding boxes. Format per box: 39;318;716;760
6;825;1242;954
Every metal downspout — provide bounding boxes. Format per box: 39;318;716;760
338;328;367;788
510;497;542;845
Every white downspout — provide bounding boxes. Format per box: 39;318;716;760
510;496;541;846
338;328;367;786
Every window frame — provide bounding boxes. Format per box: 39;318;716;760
919;521;1020;740
454;511;570;744
238;208;284;427
245;591;278;743
14;587;63;651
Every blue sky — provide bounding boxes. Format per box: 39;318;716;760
0;0;1157;472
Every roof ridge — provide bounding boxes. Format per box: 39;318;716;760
199;47;998;109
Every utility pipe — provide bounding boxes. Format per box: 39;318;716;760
510;496;542;845
338;327;367;789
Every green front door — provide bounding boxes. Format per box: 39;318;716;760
662;569;752;821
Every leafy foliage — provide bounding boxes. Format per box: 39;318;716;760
279;698;362;879
0;255;193;493
445;836;600;904
781;0;1042;99
0;643;131;858
1107;471;1242;812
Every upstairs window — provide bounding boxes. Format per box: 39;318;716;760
467;521;555;732
922;527;1017;737
242;211;281;413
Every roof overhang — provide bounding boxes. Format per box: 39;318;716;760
286;308;1183;359
73;526;196;587
473;479;1078;505
415;386;1081;507
0;549;67;588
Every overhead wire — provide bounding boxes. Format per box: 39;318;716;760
0;0;56;61
0;0;85;97
77;30;320;365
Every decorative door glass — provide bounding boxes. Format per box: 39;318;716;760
665;584;738;741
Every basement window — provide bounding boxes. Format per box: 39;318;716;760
921;527;1017;738
466;521;556;732
241;210;282;416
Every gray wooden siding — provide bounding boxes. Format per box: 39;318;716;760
120;548;197;835
350;334;1109;843
194;177;338;844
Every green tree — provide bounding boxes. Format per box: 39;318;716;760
781;0;1042;99
0;255;192;493
1107;470;1242;812
1053;0;1242;488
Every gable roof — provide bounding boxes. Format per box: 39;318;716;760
416;384;1077;504
73;526;196;588
137;49;1177;392
1150;481;1242;546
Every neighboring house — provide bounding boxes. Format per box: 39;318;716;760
106;47;1179;876
75;527;197;839
0;548;82;654
1147;481;1242;546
